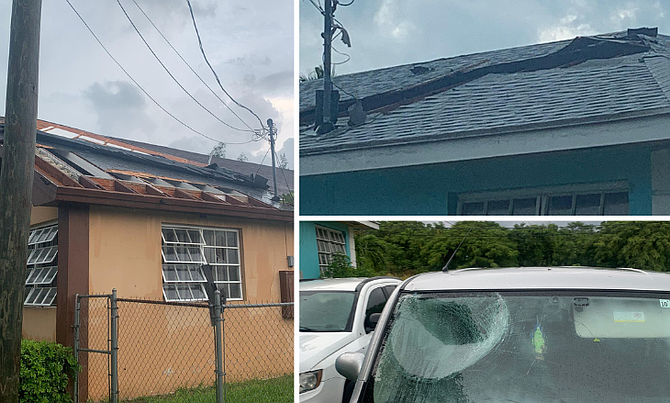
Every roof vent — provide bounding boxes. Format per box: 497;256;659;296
627;27;657;37
347;101;367;127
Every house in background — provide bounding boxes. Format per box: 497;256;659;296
299;28;670;215
1;119;294;400
299;221;378;279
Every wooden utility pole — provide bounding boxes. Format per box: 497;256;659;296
267;118;280;202
322;0;333;124
0;0;42;402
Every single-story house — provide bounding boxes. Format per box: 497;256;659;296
299;221;378;279
1;119;294;400
299;28;670;215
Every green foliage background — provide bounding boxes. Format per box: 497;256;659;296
20;340;78;403
349;221;670;277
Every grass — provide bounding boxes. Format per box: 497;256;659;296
124;375;293;403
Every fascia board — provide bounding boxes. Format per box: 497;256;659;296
300;113;670;176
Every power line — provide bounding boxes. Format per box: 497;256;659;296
64;0;225;144
186;0;266;137
129;0;259;135
255;148;271;176
115;0;254;134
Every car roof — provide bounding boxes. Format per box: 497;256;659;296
300;276;401;292
403;267;670;292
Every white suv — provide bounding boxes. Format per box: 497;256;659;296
337;267;670;403
299;276;401;402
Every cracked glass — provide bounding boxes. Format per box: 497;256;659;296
368;292;670;403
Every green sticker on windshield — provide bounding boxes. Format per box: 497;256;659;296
660;299;670;308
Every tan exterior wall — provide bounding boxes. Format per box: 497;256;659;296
87;205;294;302
21;206;59;342
22;307;57;341
83;205;294;400
30;205;58;226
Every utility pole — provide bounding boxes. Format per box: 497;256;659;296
0;0;42;402
267;119;280;202
322;0;333;124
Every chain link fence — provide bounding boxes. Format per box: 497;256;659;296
75;291;294;403
74;293;115;403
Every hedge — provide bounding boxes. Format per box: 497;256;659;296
20;339;79;403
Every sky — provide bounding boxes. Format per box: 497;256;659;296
300;0;670;78
1;0;294;168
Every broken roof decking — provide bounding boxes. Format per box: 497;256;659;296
0;124;293;222
111;137;294;195
299;30;670;156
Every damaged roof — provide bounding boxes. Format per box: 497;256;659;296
299;28;670;156
0;121;293;221
108;136;294;195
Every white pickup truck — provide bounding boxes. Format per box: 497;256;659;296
299;276;401;403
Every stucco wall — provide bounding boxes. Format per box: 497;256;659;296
83;205;293;400
299;221;351;279
652;147;670;215
300;144;655;215
30;206;57;226
87;205;294;301
21;206;59;342
22;307;56;341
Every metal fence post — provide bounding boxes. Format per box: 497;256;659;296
73;295;80;403
222;299;227;403
110;289;119;403
214;289;224;403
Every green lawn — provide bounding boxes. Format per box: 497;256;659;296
124;375;293;403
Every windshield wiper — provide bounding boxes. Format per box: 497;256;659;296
299;326;318;332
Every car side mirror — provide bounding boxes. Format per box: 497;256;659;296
365;312;381;333
336;352;365;382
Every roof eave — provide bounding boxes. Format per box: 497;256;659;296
53;186;293;222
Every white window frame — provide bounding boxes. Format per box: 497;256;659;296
457;181;629;216
25;223;58;307
161;225;243;302
316;226;347;274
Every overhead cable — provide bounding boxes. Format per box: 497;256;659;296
116;0;255;134
64;0;225;144
129;0;259;135
186;0;266;137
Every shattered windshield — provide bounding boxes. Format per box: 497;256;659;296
300;291;356;332
368;292;670;403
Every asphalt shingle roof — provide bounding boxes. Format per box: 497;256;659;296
300;31;670;156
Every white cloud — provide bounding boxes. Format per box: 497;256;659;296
373;0;416;42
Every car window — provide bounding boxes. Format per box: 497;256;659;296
364;287;388;332
383;284;398;298
300;291;356;332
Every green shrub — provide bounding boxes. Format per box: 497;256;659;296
322;254;375;278
20;339;79;403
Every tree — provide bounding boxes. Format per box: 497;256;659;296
236;152;248;162
354;233;390;274
594;221;670;271
210;142;226;159
299;66;324;82
278;152;289;169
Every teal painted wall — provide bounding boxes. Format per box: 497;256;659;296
300;145;653;215
299;221;352;280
